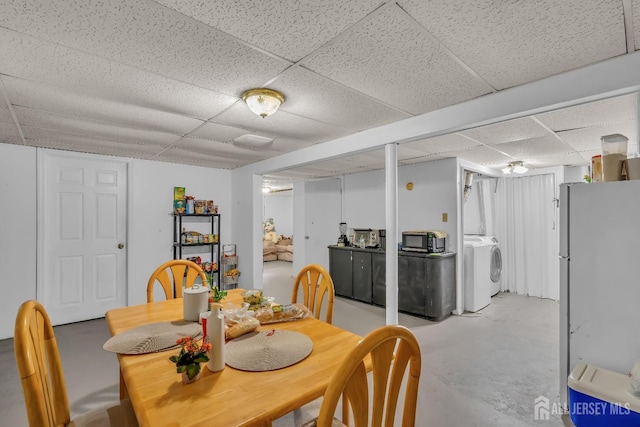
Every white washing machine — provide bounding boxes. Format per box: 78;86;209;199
488;237;502;296
463;235;498;312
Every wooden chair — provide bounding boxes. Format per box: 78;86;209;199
291;264;335;324
146;259;208;302
310;324;422;427
14;300;139;427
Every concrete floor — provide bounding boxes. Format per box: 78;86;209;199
1;260;568;426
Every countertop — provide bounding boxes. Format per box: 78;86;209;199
328;245;456;258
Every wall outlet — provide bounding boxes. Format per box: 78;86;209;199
442;212;448;222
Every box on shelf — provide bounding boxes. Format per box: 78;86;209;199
173;187;186;213
568;363;640;426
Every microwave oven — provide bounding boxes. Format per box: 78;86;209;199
349;228;383;248
401;230;447;253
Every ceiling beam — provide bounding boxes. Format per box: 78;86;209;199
239;50;640;177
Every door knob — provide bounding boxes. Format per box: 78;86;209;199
118;243;125;249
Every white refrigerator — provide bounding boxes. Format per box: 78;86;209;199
559;180;640;404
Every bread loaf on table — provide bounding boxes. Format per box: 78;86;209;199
254;303;311;324
225;317;260;340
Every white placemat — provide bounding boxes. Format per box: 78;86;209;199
103;321;202;355
225;330;313;371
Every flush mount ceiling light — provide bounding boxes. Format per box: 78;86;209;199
502;160;529;175
242;88;285;118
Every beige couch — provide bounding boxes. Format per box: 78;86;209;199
263;236;293;262
276;237;293;262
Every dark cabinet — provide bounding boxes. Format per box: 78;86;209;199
371;252;386;306
398;253;427;316
352;251;372;303
329;247;353;298
329;245;456;321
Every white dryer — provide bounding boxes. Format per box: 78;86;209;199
463;235;496;312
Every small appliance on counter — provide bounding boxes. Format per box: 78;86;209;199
401;230;447;253
349;228;383;248
337;222;349;247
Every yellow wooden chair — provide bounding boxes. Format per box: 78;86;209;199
146;259;208;302
14;300;138;427
306;324;422;427
291;264;335;324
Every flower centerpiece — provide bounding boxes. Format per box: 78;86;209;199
169;336;211;383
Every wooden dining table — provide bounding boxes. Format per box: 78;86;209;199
105;289;363;427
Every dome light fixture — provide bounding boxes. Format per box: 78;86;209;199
502;160;528;175
242;88;285;118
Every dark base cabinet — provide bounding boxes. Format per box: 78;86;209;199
352;251;372;303
371;253;386;306
329;246;456;321
329;247;353;298
398;253;427;316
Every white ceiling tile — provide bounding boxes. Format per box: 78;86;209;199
399;154;448;165
215;103;354;143
460;117;551;145
172;137;274;163
270;138;314;154
15;107;181;146
22;128;167;156
154;148;240;169
400;0;626;90
0;28;237;120
0;99;14;124
534;94;638;131
530;152;587;168
632;0;640;51
0;121;22;143
496;135;573;159
301;5;491;115
0;0;290;95
456;146;513;166
154;0;382;62
403;133;481;154
188;122;250;143
557;120;637;152
3;76;204;135
270;66;411;131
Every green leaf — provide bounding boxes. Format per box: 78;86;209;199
193;355;209;363
185;363;201;380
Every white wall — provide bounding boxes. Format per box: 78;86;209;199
263;191;293;237
128;159;231;306
0;145;233;338
0;144;37;339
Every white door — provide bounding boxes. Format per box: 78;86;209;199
304;178;341;269
38;150;128;325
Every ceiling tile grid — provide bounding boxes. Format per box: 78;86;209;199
0;28;238;120
632;0;640;50
557;120;638;152
172;136;275;164
271;66;411;131
495;134;574;159
534;93;639;131
0;121;22;144
214;103;354;143
153;0;383;62
2;76;205;135
531;151;593;168
460;117;552;146
400;0;626;90
455;145;513;166
300;4;492;115
14;107;183;147
404;133;482;155
0;0;291;96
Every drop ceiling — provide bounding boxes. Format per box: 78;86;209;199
1;0;639;192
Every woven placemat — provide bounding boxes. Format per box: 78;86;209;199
103;321;202;355
225;330;313;371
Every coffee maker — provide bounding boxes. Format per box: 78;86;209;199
337;222;349;247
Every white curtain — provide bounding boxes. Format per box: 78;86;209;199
494;174;559;300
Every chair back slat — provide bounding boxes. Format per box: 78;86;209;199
147;260;208;302
292;264;335;324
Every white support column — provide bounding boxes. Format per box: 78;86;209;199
385;143;398;325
